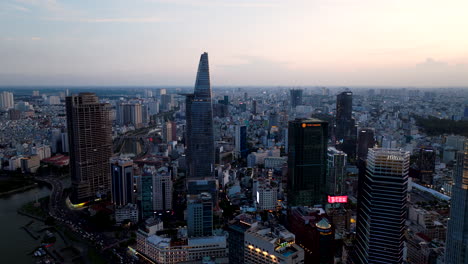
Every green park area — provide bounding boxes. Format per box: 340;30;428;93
414;116;468;137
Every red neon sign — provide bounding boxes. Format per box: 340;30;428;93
328;195;348;203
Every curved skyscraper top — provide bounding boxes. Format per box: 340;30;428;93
194;52;211;99
186;52;215;180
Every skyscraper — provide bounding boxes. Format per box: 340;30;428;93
152;167;173;211
445;142;468;264
290;89;303;109
66;93;112;203
327;147;347;195
288;118;328;206
354;148;409;264
111;157;134;206
185;52;215;180
357;128;375;161
235;125;248;159
335;91;357;161
416;147;436;185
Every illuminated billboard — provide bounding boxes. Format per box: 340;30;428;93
328;195;348;203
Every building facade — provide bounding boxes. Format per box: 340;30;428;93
288;118;328;206
185;52;215;180
110;157;134;206
66;93;113;203
187;192;213;237
445;142;468;264
354;148;410;264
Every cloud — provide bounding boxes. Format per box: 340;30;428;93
3;3;30;12
43;16;163;23
80;17;162;23
145;0;279;8
31;36;41;40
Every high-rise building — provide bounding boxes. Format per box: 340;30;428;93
288;118;328;206
185;52;215;180
327;147;347;195
110;157;134;206
235;125;248;159
335;91;357;161
354;148;409;264
163;121;177;142
141;170;154;219
117;102;143;128
160;94;174;111
227;220;251;264
152;167;173;211
0;91;14;110
252;100;258;115
66;93;113;203
445;142;468;264
417;147;436;185
357;128;375;161
187;192;213;237
290;89;303;109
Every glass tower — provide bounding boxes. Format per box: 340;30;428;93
446;142;468;264
287;118;328;206
185;52;215;180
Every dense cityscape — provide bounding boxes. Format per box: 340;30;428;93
0;52;468;264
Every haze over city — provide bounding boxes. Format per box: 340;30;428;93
1;0;468;86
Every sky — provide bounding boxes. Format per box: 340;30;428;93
0;0;467;87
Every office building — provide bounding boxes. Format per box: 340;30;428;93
66;93;113;203
227;220;251;264
354;148;410;264
335;91;357;160
111;157;134;206
187;192;213;237
445;142;468;264
417;147;436;185
288;118;328;206
357;128;375;161
152;167;173;211
141;169;154;219
290;89;303;109
235;125;248;158
0;91;14;110
327;147;347;195
185;52;215;180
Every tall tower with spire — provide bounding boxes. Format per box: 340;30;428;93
185;52;215;180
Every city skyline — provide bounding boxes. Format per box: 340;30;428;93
1;0;468;86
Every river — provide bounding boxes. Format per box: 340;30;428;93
0;179;70;263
